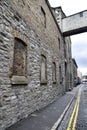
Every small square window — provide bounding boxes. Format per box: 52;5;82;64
80;12;83;17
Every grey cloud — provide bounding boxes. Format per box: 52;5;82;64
72;41;87;68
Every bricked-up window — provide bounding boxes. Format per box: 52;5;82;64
13;38;27;76
41;7;46;27
41;55;47;84
53;62;56;83
59;66;62;84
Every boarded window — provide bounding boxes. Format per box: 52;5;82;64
53;62;56;83
13;38;27;76
41;55;47;83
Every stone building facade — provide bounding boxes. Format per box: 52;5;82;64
0;0;66;129
82;75;87;83
0;1;74;130
77;70;82;84
71;58;78;87
52;7;73;91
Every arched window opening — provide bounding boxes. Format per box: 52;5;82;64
13;38;27;76
40;55;47;84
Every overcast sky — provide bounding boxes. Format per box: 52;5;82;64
49;0;87;75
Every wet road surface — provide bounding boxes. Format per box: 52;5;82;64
76;84;87;130
58;84;87;130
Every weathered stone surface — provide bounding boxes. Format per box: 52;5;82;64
0;1;67;130
11;76;28;85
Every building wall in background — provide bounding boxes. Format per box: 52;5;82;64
71;58;78;87
52;7;73;91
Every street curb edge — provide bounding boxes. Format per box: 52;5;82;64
50;94;76;130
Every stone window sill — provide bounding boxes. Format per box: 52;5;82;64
11;76;28;85
40;80;47;85
53;81;57;84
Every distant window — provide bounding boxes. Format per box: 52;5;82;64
80;12;83;17
58;38;60;49
41;55;47;83
52;62;56;83
13;38;27;76
59;66;62;84
41;7;46;27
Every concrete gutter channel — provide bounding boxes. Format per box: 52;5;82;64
50;86;80;130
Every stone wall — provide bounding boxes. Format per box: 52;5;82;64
8;0;62;54
52;7;73;91
0;1;65;129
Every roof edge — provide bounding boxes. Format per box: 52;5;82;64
45;0;62;36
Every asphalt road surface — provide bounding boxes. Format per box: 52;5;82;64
76;84;87;130
58;84;87;130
